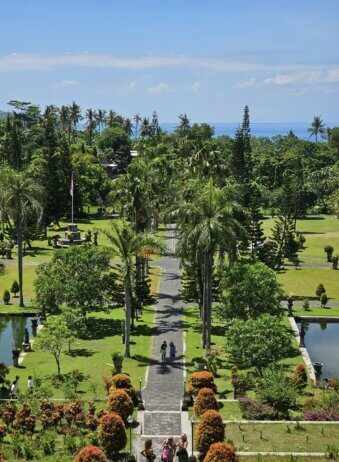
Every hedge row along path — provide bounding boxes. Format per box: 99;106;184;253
136;226;185;457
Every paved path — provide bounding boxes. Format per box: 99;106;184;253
136;227;186;459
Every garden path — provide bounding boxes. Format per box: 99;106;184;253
135;226;186;459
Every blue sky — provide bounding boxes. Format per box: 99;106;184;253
0;0;338;122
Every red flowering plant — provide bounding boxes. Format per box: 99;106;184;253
14;403;36;435
0;423;7;441
74;445;108;462
64;400;83;426
99;413;127;458
107;388;134;422
2;402;17;426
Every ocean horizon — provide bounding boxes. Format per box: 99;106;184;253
159;122;339;140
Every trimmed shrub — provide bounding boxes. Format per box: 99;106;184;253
74;446;108;462
194;410;224;456
111;373;136;401
14;404;36;434
324;245;334;262
194;388;219;416
10;280;20;297
316;283;326;297
238;397;276;420
107;388;133;422
189;371;217;396
3;290;10;305
292;364;307;391
320;292;328;307
99;413;127;457
204;442;238;462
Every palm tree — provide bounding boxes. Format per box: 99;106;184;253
102;221;165;357
96;109;107;134
70;102;82;133
133;114;142;138
123;118;133;136
177;113;190;136
105;110;118;128
308;116;326;142
177;179;245;352
85;109;98;145
0;170;44;306
140;117;152;138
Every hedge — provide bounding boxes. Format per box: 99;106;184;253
99;413;127;457
194;410;224;456
194;388;219;417
203;442;238;462
74;446;108;462
189;371;217;396
107;388;134;422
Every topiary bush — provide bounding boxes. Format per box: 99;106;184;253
99;413;127;458
74;445;108;462
189;371;217;396
324;245;334;262
3;290;10;305
203;442;238;462
194;387;219;416
292;364;307;391
10;280;20;297
320;292;328;307
194;410;224;456
107;388;134;422
316;283;326;297
111;373;136;401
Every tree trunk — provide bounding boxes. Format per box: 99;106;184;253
124;277;132;357
17;226;24;307
203;252;213;355
55;356;61;376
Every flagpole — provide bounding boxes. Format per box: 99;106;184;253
71;190;74;225
70;173;74;225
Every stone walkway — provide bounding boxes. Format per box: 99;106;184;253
135;227;186;459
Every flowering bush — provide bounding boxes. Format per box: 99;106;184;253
102;375;114;393
0;424;7;441
107;388;133;421
189;371;217;396
194;388;219;416
194;410;224;456
74;445;108;462
99;413;127;457
203;442;238;462
327;378;339;392
291;364;307;391
2;403;17;425
111;373;136;401
14;404;36;434
64;400;83;425
304;409;339;421
239;397;276;420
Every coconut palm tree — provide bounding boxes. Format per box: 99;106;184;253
96;109;107;134
0;169;44;306
177;178;246;352
308;116;326;142
177;113;190;136
123;118;133;136
133;114;142;138
85;109;98;145
70;102;82;133
102;221;165;357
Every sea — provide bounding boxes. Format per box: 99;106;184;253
159;122;338;140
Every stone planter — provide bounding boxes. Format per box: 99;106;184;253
112;354;124;374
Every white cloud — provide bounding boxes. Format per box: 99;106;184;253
191;81;202;92
147;82;173;93
233;77;256;89
59;79;78;87
127;81;137;89
263;69;339;86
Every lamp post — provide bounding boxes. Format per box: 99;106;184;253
139;377;142;392
127;415;133;453
189;414;197;455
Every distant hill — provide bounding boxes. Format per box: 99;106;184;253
0;110;10;120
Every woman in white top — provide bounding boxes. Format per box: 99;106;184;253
27;375;33;393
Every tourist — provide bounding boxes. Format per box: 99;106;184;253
27;375;33;393
169;341;177;363
161;437;176;462
176;433;188;461
160;341;167;363
9;378;17;399
140;438;156;460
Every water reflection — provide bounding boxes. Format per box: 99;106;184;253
0;316;35;365
297;321;339;378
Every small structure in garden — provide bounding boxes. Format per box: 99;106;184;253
56;224;86;248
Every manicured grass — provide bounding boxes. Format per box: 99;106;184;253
277;266;339;302
0;262;38;300
292;304;339;317
184;306;308;400
6;266;161;398
225;422;339;453
218;400;242;419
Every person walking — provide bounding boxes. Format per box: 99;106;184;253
27;375;33;393
140;438;156;460
169;341;176;363
161;437;176;462
160;341;167;363
176;433;188;462
9;378;17;399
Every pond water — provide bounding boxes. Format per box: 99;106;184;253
0;316;37;365
297;321;339;378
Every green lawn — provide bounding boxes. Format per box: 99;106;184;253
261;215;339;303
0;262;38;301
225;422;339;453
6;266;161;398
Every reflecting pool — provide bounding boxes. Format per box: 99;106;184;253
297;321;339;378
0;316;36;365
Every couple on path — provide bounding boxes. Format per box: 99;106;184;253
141;434;189;462
160;341;176;364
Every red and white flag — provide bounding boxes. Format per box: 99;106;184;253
70;173;74;197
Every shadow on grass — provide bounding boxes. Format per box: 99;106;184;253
81;317;154;341
66;348;96;357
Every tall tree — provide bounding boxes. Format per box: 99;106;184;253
308;116;326;142
176;113;190;136
0;169;44;306
85;109;97;145
133;113;142;138
102;222;164;357
96;109;107;134
177;179;245;351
